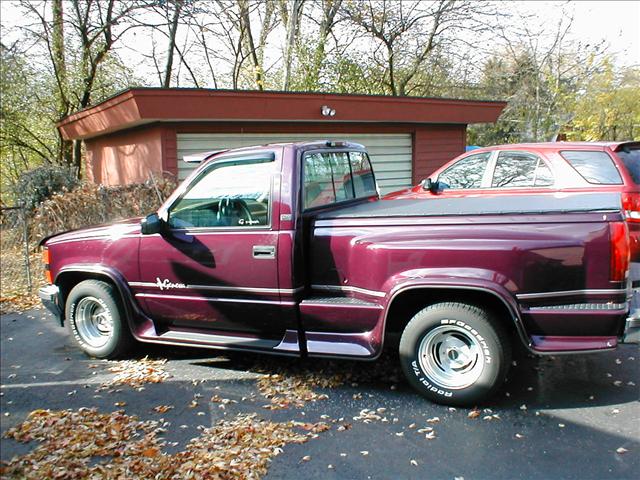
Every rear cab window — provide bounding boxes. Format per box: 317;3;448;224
303;150;377;210
616;146;640;185
560;150;623;184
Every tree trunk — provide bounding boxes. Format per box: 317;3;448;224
163;0;183;88
239;0;263;90
72;139;82;178
387;44;397;96
52;0;72;165
283;0;303;90
307;0;341;89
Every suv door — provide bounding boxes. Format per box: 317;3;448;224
135;150;294;342
436;152;492;191
489;151;554;189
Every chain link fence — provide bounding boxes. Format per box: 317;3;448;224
0;206;44;313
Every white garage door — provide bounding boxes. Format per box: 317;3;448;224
176;133;413;195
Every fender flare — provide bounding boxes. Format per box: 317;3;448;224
380;281;533;354
55;264;148;337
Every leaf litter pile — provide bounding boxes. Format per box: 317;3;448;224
0;351;445;478
1;408;330;479
253;354;403;409
97;356;171;391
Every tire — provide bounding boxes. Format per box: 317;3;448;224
399;302;511;406
65;280;133;359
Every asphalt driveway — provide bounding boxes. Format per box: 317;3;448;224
1;309;638;479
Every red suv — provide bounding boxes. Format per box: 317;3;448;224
386;142;640;260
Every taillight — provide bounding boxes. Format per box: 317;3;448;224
610;222;630;282
621;192;640;223
42;247;53;284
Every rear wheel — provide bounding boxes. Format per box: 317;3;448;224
399;302;511;406
66;280;133;359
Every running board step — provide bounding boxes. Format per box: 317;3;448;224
300;296;382;308
157;329;278;349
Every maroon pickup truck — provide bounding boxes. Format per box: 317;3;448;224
39;141;638;405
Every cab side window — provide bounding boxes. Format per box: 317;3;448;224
491;152;554;188
438;152;491;189
168;158;273;229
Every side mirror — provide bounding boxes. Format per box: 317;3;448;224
141;213;164;235
421;177;439;193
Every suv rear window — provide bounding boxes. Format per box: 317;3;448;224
560;150;622;184
616;147;640;184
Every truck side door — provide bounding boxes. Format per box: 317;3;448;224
135;149;296;342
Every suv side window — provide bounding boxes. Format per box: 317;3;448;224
491;152;554;188
303;151;377;209
168;158;273;228
438;153;491;189
560;150;623;184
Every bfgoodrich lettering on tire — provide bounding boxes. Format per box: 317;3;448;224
66;279;133;359
399;302;511;406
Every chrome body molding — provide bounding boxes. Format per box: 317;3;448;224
47;234;141;245
129;282;303;295
516;289;627;300
310;284;386;298
528;303;628;311
135;292;297;306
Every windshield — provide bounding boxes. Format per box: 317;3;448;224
617;147;640;185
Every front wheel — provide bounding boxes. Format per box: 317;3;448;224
399;302;511;406
65;280;133;359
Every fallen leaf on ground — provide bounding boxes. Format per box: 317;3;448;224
152;405;174;414
353;408;386;423
2;408;328;479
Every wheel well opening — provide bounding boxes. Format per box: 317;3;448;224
56;273;118;317
384;288;517;344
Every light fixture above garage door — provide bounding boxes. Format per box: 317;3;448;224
321;105;336;117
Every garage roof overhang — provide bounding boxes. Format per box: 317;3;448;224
57;88;507;141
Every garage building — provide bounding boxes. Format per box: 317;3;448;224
57;88;506;195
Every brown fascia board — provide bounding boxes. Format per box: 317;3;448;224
57;88;507;141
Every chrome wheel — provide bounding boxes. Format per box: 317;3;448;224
74;296;113;348
418;324;484;390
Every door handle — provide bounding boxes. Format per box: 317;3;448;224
252;245;276;259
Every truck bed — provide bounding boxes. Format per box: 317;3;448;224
316;192;621;219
